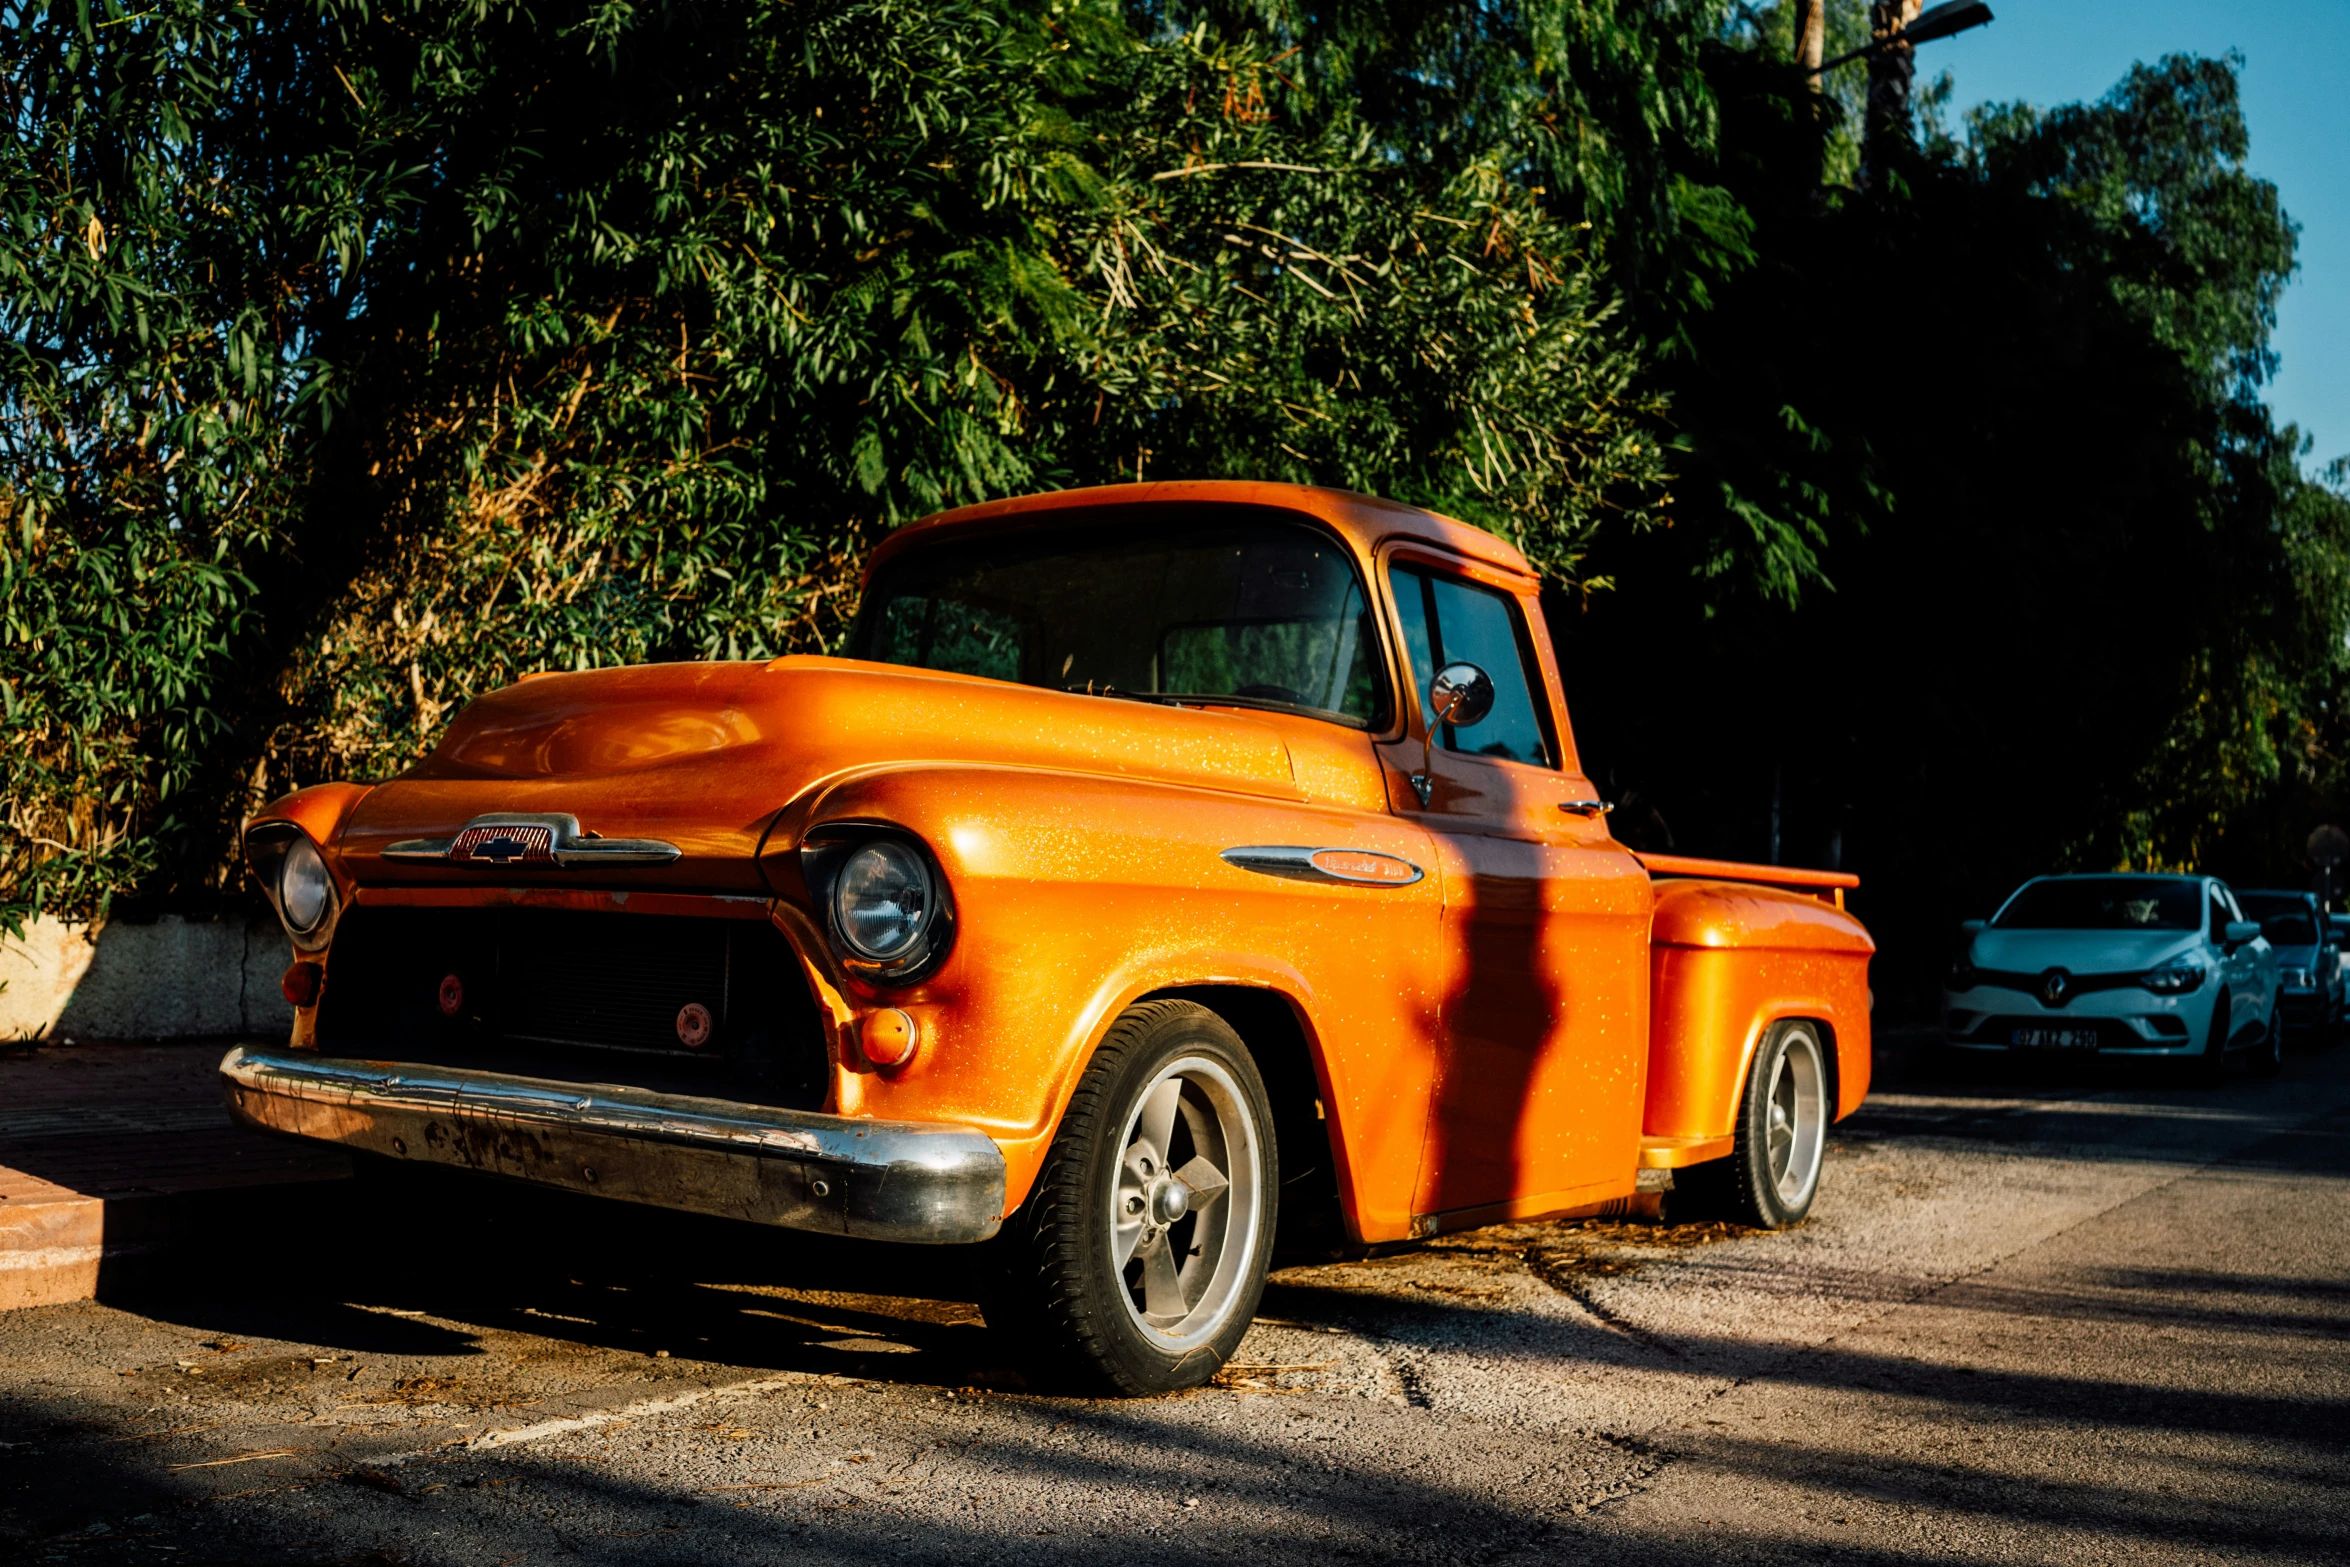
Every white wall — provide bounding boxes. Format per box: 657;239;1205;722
0;915;295;1041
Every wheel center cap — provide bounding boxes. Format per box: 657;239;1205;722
1151;1180;1189;1224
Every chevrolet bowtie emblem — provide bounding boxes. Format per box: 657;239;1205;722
450;824;555;865
382;813;682;869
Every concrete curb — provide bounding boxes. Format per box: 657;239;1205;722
0;1171;354;1310
1;914;296;1042
0;1038;350;1311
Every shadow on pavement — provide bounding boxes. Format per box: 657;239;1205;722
6;1035;2347;1562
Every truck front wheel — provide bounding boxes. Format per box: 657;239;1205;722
982;1001;1277;1395
1684;1020;1830;1229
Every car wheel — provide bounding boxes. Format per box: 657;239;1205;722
2250;1007;2284;1077
1681;1020;1829;1229
2192;989;2231;1086
982;1000;1276;1396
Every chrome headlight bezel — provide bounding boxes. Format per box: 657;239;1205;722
802;826;956;985
245;822;339;953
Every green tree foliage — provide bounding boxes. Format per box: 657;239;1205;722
5;0;2347;1006
1570;44;2350;1005
1;0;1686;924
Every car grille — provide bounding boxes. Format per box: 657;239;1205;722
495;913;731;1053
1964;968;2143;999
314;907;830;1109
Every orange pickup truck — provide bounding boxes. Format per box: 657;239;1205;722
225;481;1873;1393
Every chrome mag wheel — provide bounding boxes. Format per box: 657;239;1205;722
1764;1024;1827;1211
1679;1018;1830;1229
1109;1056;1263;1351
980;1000;1278;1395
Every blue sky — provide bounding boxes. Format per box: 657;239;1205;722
1916;1;2348;469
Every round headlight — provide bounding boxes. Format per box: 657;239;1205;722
279;836;334;936
832;840;933;961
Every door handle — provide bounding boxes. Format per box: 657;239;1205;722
1559;798;1613;817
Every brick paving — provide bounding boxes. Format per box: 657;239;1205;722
0;1039;348;1307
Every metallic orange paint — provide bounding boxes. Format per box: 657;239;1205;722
250;782;375;867
1644;878;1877;1142
242;480;1876;1246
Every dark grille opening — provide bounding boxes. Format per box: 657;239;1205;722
315;907;831;1110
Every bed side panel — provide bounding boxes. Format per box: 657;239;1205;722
1645;880;1875;1140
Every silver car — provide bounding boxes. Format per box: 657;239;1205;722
1944;874;2281;1079
2234;888;2342;1045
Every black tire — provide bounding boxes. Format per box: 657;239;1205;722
981;1001;1277;1396
1678;1020;1830;1230
2192;990;2231;1086
2250;1007;2284;1077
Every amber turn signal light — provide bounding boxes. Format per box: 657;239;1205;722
861;1007;919;1068
281;961;324;1009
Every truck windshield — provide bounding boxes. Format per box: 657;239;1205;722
1991;877;2202;931
850;515;1388;727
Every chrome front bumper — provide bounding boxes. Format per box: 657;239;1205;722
219;1047;1005;1244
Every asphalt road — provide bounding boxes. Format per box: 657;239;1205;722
5;1029;2347;1566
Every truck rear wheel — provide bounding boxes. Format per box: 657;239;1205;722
1681;1020;1829;1229
981;1001;1276;1396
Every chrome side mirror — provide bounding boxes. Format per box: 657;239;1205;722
1429;662;1495;730
1411;661;1494;807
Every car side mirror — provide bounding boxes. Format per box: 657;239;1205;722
2224;920;2262;946
1429;662;1495;731
1409;662;1495;808
1960;919;1987;935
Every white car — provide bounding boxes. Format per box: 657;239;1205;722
1943;874;2281;1080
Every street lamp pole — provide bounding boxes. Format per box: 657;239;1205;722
1807;1;1995;185
1864;0;1924;179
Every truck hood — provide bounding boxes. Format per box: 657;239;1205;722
337;656;1302;891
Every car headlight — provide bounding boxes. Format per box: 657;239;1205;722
2283;967;2312;988
279;836;335;938
1947;955;1978;991
832;840;935;962
2138;960;2206;995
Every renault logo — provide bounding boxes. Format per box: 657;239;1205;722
2038;968;2073;1008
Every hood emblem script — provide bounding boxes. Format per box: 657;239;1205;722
384;813;681;869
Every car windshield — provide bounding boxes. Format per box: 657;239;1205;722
849;512;1387;726
1992;877;2203;931
2236;895;2319;945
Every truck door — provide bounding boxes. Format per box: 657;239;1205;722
1374;552;1653;1222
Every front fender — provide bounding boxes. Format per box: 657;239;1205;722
770;762;1445;1238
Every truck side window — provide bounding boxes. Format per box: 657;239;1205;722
1390;564;1556;768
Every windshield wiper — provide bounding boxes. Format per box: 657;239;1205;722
1059;682;1363;727
1061;683;1190;707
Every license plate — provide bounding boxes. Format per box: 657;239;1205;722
2011;1027;2099;1051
